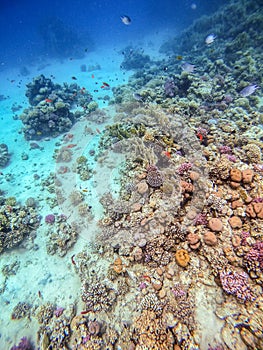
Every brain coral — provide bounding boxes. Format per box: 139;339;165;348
146;166;163;187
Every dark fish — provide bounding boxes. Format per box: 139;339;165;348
133;93;144;102
71;76;77;80
121;15;131;25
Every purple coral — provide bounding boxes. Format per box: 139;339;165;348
193;213;208;226
45;214;55;224
146;165;163;187
171;283;187;298
164;78;176;97
226;154;237;162
240;231;250;246
253;197;263;203
11;337;33;350
219;268;255;302
54;306;64;317
245;241;263;270
177;162;192;175
218;145;232;154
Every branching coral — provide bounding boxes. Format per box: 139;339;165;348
81;280;116;312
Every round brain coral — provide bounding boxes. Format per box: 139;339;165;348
146;167;163;188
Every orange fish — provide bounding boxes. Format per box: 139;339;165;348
196;132;203;141
163;151;171;158
91;74;95;79
66;144;77;148
45;98;53;103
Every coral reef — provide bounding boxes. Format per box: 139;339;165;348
10;337;33;350
121;46;151;70
81;279;117;312
11;302;32;320
19;75;95;140
0;198;40;254
46;219;78;257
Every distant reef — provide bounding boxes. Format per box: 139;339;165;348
160;0;263;64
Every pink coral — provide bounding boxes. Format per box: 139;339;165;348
193;213;208;226
245;241;263;270
54;306;64;317
45;214;55;224
218;145;232;154
219;268;255;302
177;162;192;175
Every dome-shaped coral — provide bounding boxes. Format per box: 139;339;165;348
175;249;190;267
146;165;163;188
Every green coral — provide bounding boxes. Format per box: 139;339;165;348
87;101;98;112
105;123;146;140
76;155;88;164
5;197;16;206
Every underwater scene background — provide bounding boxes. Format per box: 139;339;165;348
0;0;262;349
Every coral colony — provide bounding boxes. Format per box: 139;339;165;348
2;0;263;349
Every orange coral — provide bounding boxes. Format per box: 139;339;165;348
113;257;125;274
175;249;190;267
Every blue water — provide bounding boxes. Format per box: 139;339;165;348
0;0;228;69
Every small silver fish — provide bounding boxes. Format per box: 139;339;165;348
240;84;259;97
205;34;216;45
181;62;195;73
121;15;131;25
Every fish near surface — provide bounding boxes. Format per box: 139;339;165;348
121;15;131;25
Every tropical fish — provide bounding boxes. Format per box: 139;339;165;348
101;82;110;90
71;76;77;80
181;62;195;73
196;132;203;141
176;55;183;60
163;150;171;158
45;98;53;103
205;34;216;45
121;15;131;25
240;84;259;97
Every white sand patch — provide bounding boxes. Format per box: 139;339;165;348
195;282;224;349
